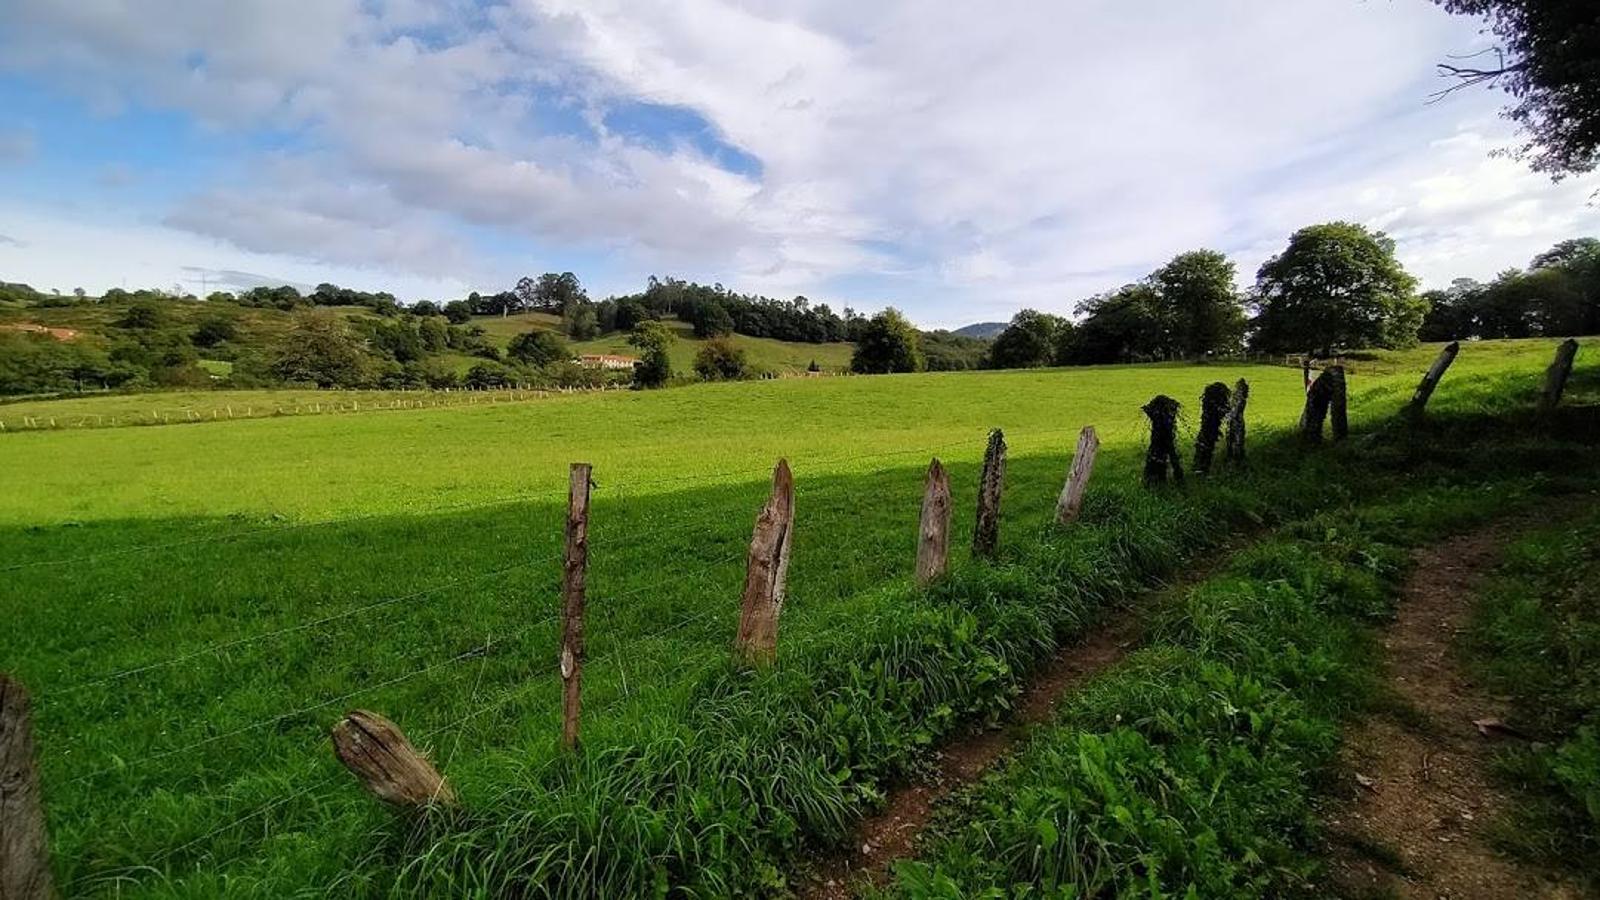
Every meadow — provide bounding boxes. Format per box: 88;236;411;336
0;338;1588;896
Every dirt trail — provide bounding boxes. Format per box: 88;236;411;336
1329;520;1584;899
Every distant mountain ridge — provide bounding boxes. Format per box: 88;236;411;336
950;321;1006;340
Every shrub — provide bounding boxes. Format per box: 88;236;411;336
508;329;570;367
693;338;749;380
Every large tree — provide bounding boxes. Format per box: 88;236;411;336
1432;0;1600;177
850;308;925;374
987;309;1068;369
1150;249;1246;356
1249;222;1424;355
1059;283;1171;364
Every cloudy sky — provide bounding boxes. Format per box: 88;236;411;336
1;0;1597;328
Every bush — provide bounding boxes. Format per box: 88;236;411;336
465;360;517;389
508;329;570;367
693;338;749;380
191;315;238;348
629;321;675;388
269;311;373;388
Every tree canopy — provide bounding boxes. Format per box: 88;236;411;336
850;309;924;374
1248;222;1424;356
987;309;1069;368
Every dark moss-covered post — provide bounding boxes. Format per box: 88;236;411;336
972;430;1006;559
1193;382;1230;475
1301;369;1335;444
1142;395;1183;487
1328;366;1349;441
1224;378;1249;466
1540;338;1580;413
1405;341;1460;422
1;675;54;900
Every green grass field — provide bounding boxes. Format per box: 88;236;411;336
0;338;1588;897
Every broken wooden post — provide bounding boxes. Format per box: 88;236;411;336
1193;382;1230;475
1328;366;1349;441
1054;426;1099;524
1301;369;1336;444
1405;341;1460;422
332;710;454;807
560;463;593;751
915;458;952;585
1142;396;1184;487
1;675;54;900
1540;338;1580;413
1224;379;1249;466
734;459;795;665
972;429;1006;559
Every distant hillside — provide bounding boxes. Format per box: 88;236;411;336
952;321;1006;340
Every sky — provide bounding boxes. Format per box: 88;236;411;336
1;0;1597;329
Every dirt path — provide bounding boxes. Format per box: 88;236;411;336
1328;521;1584;899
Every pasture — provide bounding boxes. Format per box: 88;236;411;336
0;339;1587;897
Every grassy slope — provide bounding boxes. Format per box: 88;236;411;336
0;339;1587;896
472;311;856;374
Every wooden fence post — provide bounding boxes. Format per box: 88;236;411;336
1142;396;1183;487
734;460;795;665
1540;338;1580;413
1224;378;1249;466
1301;369;1336;443
1405;341;1460;422
1193;382;1230;475
331;710;454;807
1055;426;1099;524
973;429;1006;559
1328;366;1349;441
1;675;54;900
560;463;593;751
915;458;952;585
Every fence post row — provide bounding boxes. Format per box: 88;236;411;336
1193;382;1230;475
1055;425;1099;524
1405;340;1460;422
561;463;593;751
1540;338;1580;413
1224;378;1249;466
1;674;54;900
734;459;796;665
915;458;952;586
972;429;1006;559
1142;395;1184;487
331;710;455;807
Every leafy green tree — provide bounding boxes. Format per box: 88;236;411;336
1249;222;1423;355
693;337;750;380
1433;0;1600;177
418;315;450;352
270;311;371;387
411;300;442;317
1151;250;1245;356
692;300;735;338
987;309;1068;369
465;360;517;388
117;300;165;330
919;330;989;371
443;300;473;324
850;308;924;374
563;301;600;340
191;315;237;348
508;329;571;367
628;320;676;388
1059;284;1170;364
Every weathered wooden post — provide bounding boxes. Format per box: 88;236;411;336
1224;378;1249;466
1328;366;1349;441
1142;396;1183;487
972;430;1006;559
1;675;54;900
1055;426;1099;524
1405;341;1460;422
734;460;795;665
915;458;952;585
560;463;593;751
332;710;455;807
1540;338;1580;413
1301;369;1336;443
1193;382;1230;475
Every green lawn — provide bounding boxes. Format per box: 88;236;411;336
0;338;1588;897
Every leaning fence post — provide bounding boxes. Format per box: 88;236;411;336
1540;338;1580;413
1142;396;1183;487
1301;369;1336;443
1328;366;1349;441
973;429;1006;559
331;710;455;807
1193;383;1230;475
1405;341;1460;422
734;460;795;665
915;458;952;585
1224;379;1249;466
1;675;54;900
1055;426;1099;524
560;463;593;751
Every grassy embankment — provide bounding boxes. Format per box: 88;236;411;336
0;339;1588;896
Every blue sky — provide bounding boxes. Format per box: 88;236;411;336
2;0;1598;328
